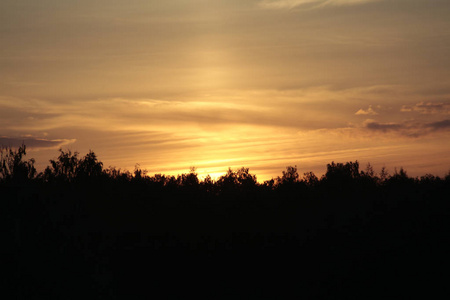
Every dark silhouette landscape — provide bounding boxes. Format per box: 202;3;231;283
3;145;450;299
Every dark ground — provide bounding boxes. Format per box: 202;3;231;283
3;175;450;299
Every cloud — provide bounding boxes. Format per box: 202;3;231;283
355;105;378;115
0;136;75;150
364;120;402;131
401;102;450;115
427;119;450;130
259;0;380;9
363;119;450;137
259;0;320;9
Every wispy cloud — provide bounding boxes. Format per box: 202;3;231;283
259;0;380;10
0;136;75;150
401;102;450;115
355;105;378;115
427;119;450;131
363;119;450;137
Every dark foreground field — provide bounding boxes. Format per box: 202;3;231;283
2;147;450;299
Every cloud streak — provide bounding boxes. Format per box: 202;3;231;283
401;102;450;115
427;119;450;131
0;136;76;150
259;0;380;9
363;119;450;137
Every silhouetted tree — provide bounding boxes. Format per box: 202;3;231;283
262;178;275;189
181;167;199;187
0;144;36;183
302;171;319;187
360;163;375;178
151;173;167;187
217;168;239;190
379;166;390;183
105;166;132;182
276;165;299;186
389;167;410;182
165;175;180;189
201;174;215;193
77;150;103;180
133;164;148;181
420;173;437;183
358;163;380;189
325;161;360;180
44;149;79;182
385;167;416;190
236;167;257;188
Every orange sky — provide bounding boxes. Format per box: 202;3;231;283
1;0;450;181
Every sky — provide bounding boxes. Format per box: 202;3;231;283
1;0;450;181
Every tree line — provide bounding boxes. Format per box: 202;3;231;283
3;144;450;299
1;144;449;190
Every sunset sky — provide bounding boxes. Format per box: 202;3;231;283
1;0;450;181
